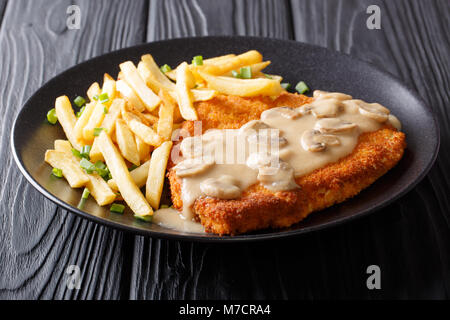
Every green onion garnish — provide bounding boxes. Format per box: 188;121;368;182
231;70;242;78
103;106;108;114
128;164;138;171
71;148;81;158
93;128;104;136
160;64;172;73
264;74;273;79
240;67;252;79
192;55;203;66
295;81;309;94
74;96;86;107
51;167;63;178
80;158;96;174
80;145;91;159
76;106;85;117
134;214;152;222
82;188;90;199
93;95;99;101
110;203;125;214
281;83;291;90
94;161;106;170
99;93;109;104
77;198;87;209
47;108;58;124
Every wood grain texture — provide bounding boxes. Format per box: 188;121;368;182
0;0;448;300
0;0;147;299
129;0;450;300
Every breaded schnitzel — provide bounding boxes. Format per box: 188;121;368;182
168;92;406;235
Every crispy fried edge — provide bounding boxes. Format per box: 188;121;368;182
168;126;406;235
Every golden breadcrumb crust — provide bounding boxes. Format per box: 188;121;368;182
168;93;406;235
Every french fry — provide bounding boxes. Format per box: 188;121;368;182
191;88;217;101
85;173;117;206
116;79;146;112
202;50;263;75
198;70;283;97
45;150;88;188
157;90;175;141
55;96;81;150
115;119;140;166
73;101;96;144
54;140;72;153
87;82;101;102
223;61;271;77
89;98;124;162
54;140;116;205
176;62;197;120
97;131;153;217
108;160;150;192
135;135;151;162
146;141;172;209
82;103;105;143
82;77;117;142
165;54;237;80
122;111;163;147
138;112;159;125
254;72;283;82
101;74;116;108
119;61;160;111
139;55;176;91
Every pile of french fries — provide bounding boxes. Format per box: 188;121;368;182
44;50;284;221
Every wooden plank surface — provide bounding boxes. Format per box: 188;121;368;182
0;0;147;299
0;0;448;300
130;0;450;299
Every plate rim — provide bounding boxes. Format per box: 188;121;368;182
11;35;441;242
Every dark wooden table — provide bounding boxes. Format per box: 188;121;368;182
0;0;448;300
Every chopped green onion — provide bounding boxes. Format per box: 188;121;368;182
47;108;58;124
76;106;86;117
128;164;138;171
281;83;291;90
192;55;203;66
99;93;109;104
110;203;125;214
107;172;112;181
93;95;99;101
93;128;104;136
160;64;172;73
160;204;169;209
77;198;87;209
80;145;91;159
240;67;252;79
264;74;273;79
295;81;309;94
134;214;152;222
80;158;96;174
74;96;86;107
51;167;63;178
94;161;106;170
231;70;242;78
103;106;108;114
71;148;81;158
82;188;90;199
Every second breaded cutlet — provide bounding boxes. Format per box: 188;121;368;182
168;92;406;235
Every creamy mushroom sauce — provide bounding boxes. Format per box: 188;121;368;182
171;90;401;226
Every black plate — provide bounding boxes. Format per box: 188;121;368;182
11;36;439;242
